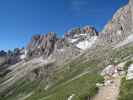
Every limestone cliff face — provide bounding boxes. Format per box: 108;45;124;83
100;1;133;44
27;32;58;58
129;0;133;31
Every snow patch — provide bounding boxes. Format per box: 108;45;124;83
127;64;133;80
20;54;26;59
76;36;97;50
74;33;87;38
20;49;27;60
69;38;79;43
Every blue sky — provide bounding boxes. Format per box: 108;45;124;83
0;0;128;50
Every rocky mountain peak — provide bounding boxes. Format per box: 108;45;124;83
82;25;98;36
3;1;133;61
27;32;65;58
100;2;133;44
26;25;99;58
65;25;98;39
65;25;98;50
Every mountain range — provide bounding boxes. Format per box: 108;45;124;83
0;0;133;100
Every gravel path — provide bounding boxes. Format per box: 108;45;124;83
93;76;121;100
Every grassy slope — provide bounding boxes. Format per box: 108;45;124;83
26;45;133;100
118;78;133;100
0;78;40;100
0;48;106;100
26;61;104;100
1;44;133;100
118;60;133;100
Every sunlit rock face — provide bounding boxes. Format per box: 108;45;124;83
129;0;133;31
27;32;65;58
100;1;132;44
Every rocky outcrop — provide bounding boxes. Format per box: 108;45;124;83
65;26;99;50
27;32;80;64
26;25;99;59
129;0;133;31
27;32;61;58
65;26;98;39
100;1;133;44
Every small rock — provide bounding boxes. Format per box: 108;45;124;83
96;83;104;87
67;94;75;100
